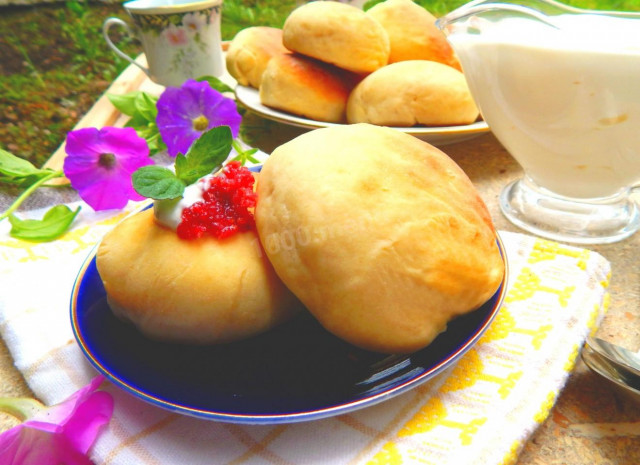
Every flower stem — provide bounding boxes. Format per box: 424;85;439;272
231;138;243;155
42;180;72;188
231;139;259;164
0;397;44;421
0;170;64;222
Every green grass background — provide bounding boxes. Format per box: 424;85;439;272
1;0;639;167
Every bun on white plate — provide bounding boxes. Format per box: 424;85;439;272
346;60;479;126
366;0;462;70
226;26;289;89
260;52;358;123
282;1;390;74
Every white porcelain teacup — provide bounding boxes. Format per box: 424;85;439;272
103;0;224;87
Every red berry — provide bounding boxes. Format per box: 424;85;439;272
177;162;257;240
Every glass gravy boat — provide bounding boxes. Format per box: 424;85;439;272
438;0;640;244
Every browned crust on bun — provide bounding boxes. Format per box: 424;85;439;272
282;1;390;73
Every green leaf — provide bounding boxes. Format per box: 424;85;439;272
0;148;47;179
0;173;39;188
230;139;260;165
135;92;158;122
145;132;166;156
8;205;81;242
232;147;259;165
175;126;232;185
126;113;151;130
109;91;158;123
108;92;140;117
135;124;163;153
132;165;186;200
196;76;234;94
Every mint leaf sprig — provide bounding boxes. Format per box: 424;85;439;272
132;125;233;200
231;139;260;165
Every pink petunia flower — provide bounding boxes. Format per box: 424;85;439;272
156;79;242;157
0;376;114;465
163;23;189;46
64;126;153;211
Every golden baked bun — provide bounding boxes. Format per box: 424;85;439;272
259;53;357;123
346;60;479;126
366;0;462;71
226;26;289;89
255;124;504;354
96;209;301;345
282;1;389;74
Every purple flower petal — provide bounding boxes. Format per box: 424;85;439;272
0;376;113;465
64;128;102;174
63;127;152;211
98;127;149;159
156;79;242;157
162;127;201;158
204;98;242;138
0;428;95;465
74;170;137;210
31;376;106;426
62;391;113;454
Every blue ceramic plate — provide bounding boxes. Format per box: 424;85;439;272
71;236;507;424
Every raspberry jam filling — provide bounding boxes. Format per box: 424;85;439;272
177;161;257;240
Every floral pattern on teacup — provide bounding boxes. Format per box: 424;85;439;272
163;23;189;46
131;6;221;78
182;12;208;34
130;5;220;36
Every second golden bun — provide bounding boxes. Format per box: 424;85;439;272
226;26;289;89
282;1;390;74
260;53;357;123
346;60;479;126
255;124;505;354
366;0;462;70
96;209;301;345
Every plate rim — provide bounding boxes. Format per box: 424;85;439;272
70;232;508;424
234;85;490;137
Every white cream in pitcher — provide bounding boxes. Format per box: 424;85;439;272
449;14;640;199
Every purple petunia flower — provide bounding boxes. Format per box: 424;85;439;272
156;79;242;157
0;376;113;465
63;127;153;211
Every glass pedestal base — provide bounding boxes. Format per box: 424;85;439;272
499;178;640;244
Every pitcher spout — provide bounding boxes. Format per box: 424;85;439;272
436;0;569;36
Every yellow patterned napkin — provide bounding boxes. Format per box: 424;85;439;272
0;204;610;465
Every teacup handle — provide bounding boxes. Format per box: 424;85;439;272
102;17;151;78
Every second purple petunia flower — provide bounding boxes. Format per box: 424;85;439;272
64;127;153;211
156;79;242;157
